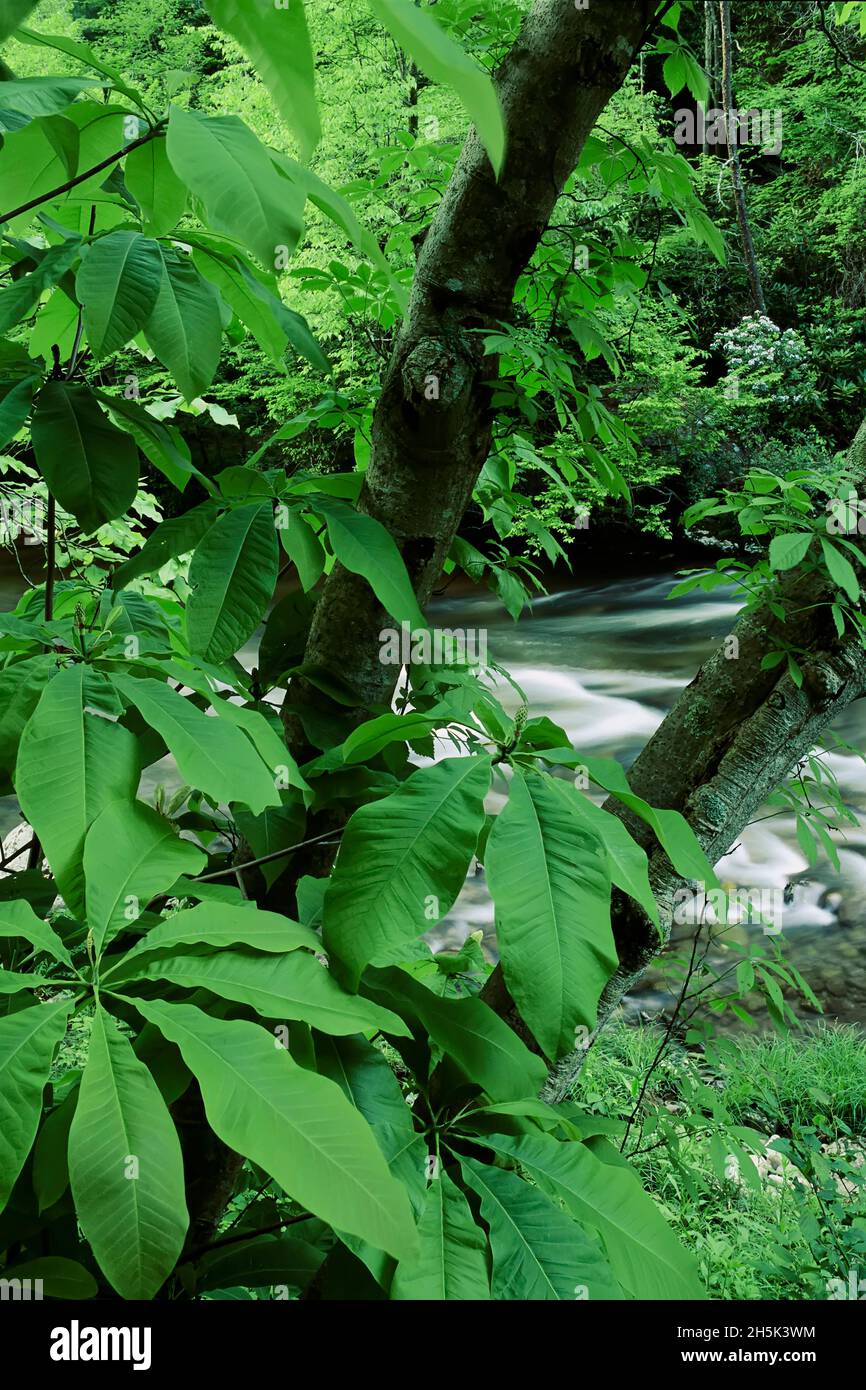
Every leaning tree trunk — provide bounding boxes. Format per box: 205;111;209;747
284;0;661;740
532;416;866;1099
183;0;661;1253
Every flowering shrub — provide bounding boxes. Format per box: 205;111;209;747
713;313;819;409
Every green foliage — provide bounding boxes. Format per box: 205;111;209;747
0;0;861;1307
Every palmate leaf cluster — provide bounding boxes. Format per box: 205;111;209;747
0;0;722;1301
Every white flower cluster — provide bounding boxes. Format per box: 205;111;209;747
712;313;815;406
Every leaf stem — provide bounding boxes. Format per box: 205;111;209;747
0;120;165;225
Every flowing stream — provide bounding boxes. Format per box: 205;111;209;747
426;566;866;1030
3;553;866;1028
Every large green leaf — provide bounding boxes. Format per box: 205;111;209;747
153;659;308;792
391;1170;489;1300
0;1255;97;1299
0;652;53;780
0;998;72;1214
485;769;616;1060
768;530;813;572
316;497;426;630
166;107;304;270
235;259;329;371
76;230;164;358
67;1004;188;1299
32;1087;77;1212
367;0;505;175
459;1155;621;1300
186;502;279;664
0;0;40;45
129;998;418;1262
13;26;146;109
30;381;139;533
550;780;659;927
83;800;206;955
0;374;39;448
111;501;219;590
0;101;124;230
202;0;321;159
479;1132;705;1301
103;900;319;982
125;135;188;237
0;898;74;971
367;966;547;1103
550;754;718;887
143;245;222;402
0;76;100;120
0;238;81;334
111;674;280;815
98;391;200;493
196;1233;323;1294
314;1031;416;1150
821;536;860;602
192;244;288;366
120;948;410;1038
276;509;325;592
314;1031;426;1283
323;755;491;987
16;665;140;916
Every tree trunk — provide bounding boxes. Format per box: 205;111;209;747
703;0;719;155
719;0;766;313
284;0;660;744
535;416;866;1099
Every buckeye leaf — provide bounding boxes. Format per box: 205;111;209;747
166;107;304;269
485;769;616;1060
366;966;547;1103
0;237;81;334
202;0;321;159
0;1;40;45
128;998;418;1262
0;998;72;1214
76;231;163;358
0;374;39;447
0;898;75;971
323;756;491;987
477;1131;704;1301
316;497;426;629
186;502;278;665
391;1171;490;1300
16;665;140;916
111;501;219;590
31;381;139;533
367;0;505;175
103;901;319;982
459;1156;621;1301
119;948;409;1038
110;674;280;815
68;1005;188;1299
143;245;222;402
83;799;206;955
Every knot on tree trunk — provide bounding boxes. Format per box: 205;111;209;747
401;334;475;412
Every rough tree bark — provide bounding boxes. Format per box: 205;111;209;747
534;416;866;1099
284;0;661;738
184;0;663;1254
719;0;766;313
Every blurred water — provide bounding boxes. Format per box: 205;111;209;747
4;554;866;1025
425;571;866;1028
